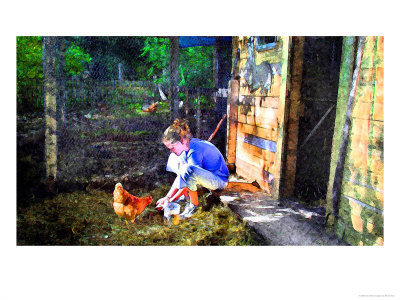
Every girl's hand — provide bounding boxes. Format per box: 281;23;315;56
156;196;170;209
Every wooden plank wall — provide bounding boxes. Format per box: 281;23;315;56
233;36;287;197
327;36;384;246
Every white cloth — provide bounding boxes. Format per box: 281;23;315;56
166;152;227;192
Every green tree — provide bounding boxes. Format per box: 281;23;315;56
140;37;213;88
180;46;213;87
17;36;92;112
64;43;92;77
17;36;43;112
140;37;170;84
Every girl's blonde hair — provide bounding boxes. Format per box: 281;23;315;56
162;118;192;143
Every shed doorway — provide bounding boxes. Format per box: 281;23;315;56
294;36;343;204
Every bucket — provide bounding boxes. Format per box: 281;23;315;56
164;202;181;217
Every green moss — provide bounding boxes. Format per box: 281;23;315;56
326;37;356;209
360;208;384;238
337;194;384;246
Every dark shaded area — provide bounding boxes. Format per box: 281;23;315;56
73;36;148;80
295;36;343;204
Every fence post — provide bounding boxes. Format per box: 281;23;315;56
81;78;84;105
185;88;189;117
169;36;180;121
73;80;77;103
197;90;201;138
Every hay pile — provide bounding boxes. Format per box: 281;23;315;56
17;184;266;246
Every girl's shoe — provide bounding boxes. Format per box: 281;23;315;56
179;202;197;219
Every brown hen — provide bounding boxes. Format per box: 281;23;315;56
142;101;159;113
113;183;153;224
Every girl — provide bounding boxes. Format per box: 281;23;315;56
156;118;229;219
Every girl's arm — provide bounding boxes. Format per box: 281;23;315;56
156;176;180;207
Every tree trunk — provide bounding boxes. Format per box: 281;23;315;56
43;36;58;193
213;38;221;117
42;37;46;109
57;37;66;128
196;90;201;138
169;37;180;121
213;37;222;88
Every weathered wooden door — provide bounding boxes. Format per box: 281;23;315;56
226;36;291;199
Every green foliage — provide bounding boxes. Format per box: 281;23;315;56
65;43;92;77
17;36;43;112
141;37;213;88
17;36;43;82
140;37;170;83
17;36;92;112
180;46;213;88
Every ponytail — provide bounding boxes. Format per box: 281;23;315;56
163;118;192;143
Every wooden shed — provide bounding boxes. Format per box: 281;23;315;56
226;36;384;245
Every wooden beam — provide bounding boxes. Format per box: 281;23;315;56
283;36;305;196
226;79;239;166
271;36;291;200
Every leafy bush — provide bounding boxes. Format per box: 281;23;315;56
65;43;92;77
17;36;43;112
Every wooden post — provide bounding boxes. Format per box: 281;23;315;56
82;78;86;104
197;90;201;138
283;36;305;196
213;37;222;88
42;36;47;109
57;37;66;128
73;81;75;104
118;63;123;81
272;36;291;200
169;37;180;121
226;79;239;169
213;37;222;117
185;88;189;117
43;36;58;193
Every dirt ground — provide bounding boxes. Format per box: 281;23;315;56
17;104;265;246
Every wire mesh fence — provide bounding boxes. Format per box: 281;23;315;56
17;78;228;204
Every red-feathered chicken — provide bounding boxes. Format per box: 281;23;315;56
113;183;153;224
142;101;159;113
